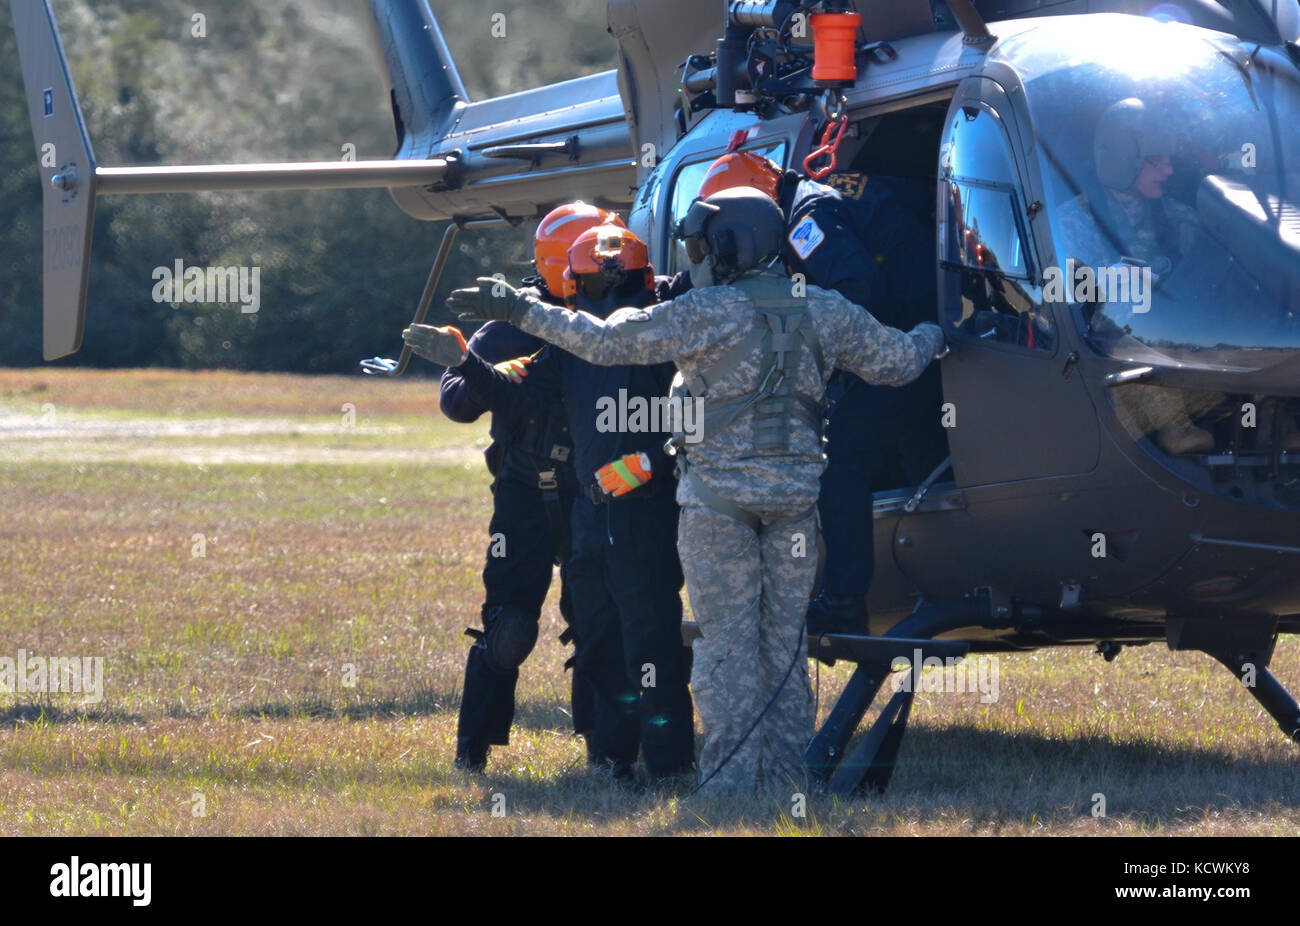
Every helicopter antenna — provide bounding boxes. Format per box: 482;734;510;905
943;0;995;47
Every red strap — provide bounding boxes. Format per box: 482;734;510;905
803;116;849;180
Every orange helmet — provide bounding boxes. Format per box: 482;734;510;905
562;225;654;306
697;151;782;201
534;202;624;296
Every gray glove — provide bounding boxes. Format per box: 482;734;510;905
446;276;538;326
402;324;468;367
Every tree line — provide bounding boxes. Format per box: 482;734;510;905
0;0;615;371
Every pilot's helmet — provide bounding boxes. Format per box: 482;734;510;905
1093;98;1175;192
534;202;625;297
562;224;654;306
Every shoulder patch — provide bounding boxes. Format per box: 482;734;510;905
826;171;868;200
787;215;826;261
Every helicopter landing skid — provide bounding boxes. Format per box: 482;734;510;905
808;634;970;796
805;593;1009;796
357;214;514;378
1232;661;1300;743
358;222;463;378
1167;613;1300;743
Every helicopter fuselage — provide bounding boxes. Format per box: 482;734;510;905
627;13;1300;653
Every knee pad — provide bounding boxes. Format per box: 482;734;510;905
481;605;540;674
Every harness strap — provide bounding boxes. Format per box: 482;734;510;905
684;469;761;531
682;324;766;398
798;311;825;383
521;417;573;564
537;475;570;564
683;467;816;533
670;271;830;525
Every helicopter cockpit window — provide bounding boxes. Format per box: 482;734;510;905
939;104;1054;350
667;143;787;274
999;16;1300;376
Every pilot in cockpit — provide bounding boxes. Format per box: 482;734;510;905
1056;97;1222;456
1056;97;1201;275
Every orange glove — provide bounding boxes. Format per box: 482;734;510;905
595;452;652;497
492;356;533;383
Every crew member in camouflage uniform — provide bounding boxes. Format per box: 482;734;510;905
440;188;945;793
696;150;943;636
1056;98;1200;274
1055;97;1220;455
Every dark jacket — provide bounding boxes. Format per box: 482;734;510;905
440;320;575;489
558;286;677;493
777;170;935;331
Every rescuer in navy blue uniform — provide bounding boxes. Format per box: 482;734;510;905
436;306;588;773
410;228;696;783
552;225;694;782
419;201;625;772
698;153;944;633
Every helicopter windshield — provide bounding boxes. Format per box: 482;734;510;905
999;16;1300;375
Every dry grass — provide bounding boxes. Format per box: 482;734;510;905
0;369;1297;835
0;367;439;418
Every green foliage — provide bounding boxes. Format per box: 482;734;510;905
0;0;614;370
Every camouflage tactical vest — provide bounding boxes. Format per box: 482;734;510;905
673;272;826;455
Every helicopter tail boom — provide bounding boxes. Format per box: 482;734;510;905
361;1;637;224
11;0;635;360
11;0;461;360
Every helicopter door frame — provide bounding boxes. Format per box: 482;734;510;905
933;71;1102;488
792;89;968;512
632;108;803;275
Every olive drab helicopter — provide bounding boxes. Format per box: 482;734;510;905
12;0;1300;795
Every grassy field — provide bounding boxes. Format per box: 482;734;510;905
0;368;1297;835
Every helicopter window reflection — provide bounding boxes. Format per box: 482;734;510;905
944;181;1029;277
940;105;1018;186
1002;16;1300;374
939;105;1053;351
666;143;787;274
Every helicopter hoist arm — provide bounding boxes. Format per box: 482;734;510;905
678;1;992;180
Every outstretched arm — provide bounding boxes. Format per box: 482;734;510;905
826;290;946;387
447;277;730;367
515;300;708;367
453;349;544;419
407;322;547;420
439;363;488;423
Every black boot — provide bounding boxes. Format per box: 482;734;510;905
455;738;490;773
588;754;637;784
